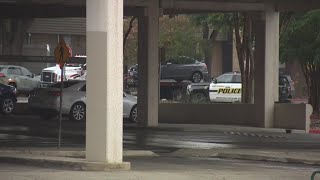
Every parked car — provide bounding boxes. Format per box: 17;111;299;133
0;65;40;93
186;72;295;103
0;83;18;115
279;74;295;102
162;56;209;83
28;81;138;122
128;56;209;83
0;72;9;85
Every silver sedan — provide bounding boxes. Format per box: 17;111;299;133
28;81;138;122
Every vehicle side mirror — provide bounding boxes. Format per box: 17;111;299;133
213;79;217;84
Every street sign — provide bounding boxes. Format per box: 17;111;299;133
54;37;71;69
54;37;71;149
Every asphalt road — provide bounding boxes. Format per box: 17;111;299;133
2;114;320;153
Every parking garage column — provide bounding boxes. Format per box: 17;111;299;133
137;0;160;127
86;0;124;163
254;8;280;128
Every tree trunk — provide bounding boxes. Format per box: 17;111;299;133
1;18;29;56
233;13;254;103
123;17;137;53
123;16;136;93
302;63;320;114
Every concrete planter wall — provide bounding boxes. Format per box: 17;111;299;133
159;103;258;126
159;103;312;131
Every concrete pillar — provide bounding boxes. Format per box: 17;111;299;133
86;0;123;163
254;9;280;128
137;0;160;127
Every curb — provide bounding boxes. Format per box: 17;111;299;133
169;149;320;166
0;149;159;158
0;150;159;171
0;155;131;171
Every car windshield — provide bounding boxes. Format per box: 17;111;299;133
216;74;241;83
216;75;233;83
166;56;196;64
49;81;81;88
66;64;82;67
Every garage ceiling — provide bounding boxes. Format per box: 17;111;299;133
0;0;319;18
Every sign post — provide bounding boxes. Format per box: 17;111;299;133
54;37;71;149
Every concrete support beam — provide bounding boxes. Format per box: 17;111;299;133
254;10;280;128
86;0;124;163
137;0;160;127
124;0;265;12
276;0;320;11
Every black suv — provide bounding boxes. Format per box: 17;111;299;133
279;74;295;103
0;83;18;115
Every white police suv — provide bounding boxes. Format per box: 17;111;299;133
209;72;242;103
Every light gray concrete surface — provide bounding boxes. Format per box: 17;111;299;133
0;156;319;180
136;123;306;134
274;103;312;131
170;149;320;166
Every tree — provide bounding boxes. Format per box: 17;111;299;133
192;13;255;103
280;10;320;113
123;17;138;66
0;18;30;55
159;15;203;61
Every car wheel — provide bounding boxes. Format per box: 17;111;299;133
191;72;203;83
129;105;138;123
70;102;86;121
0;98;14;115
191;93;207;103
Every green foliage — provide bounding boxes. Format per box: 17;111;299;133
190;13;234;32
280;10;320;65
159;15;203;60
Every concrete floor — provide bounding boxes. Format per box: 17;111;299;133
0;157;319;180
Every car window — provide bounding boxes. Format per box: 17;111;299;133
49;81;81;88
7;67;23;76
166;56;195;65
233;75;241;83
217;74;234;83
66;63;82;67
21;67;32;77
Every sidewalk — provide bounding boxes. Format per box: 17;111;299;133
1;147;320;171
1;152;318;180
